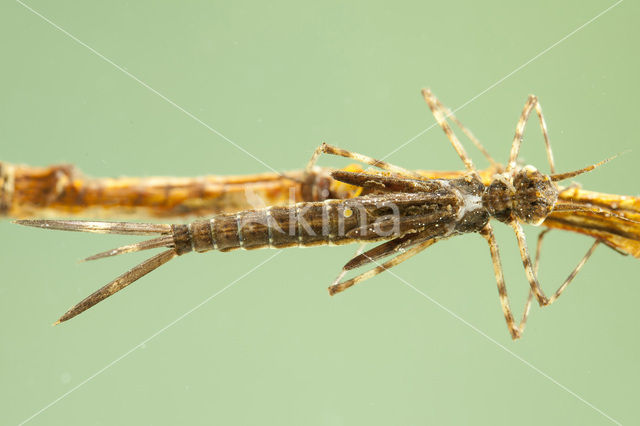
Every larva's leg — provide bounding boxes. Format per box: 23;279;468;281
547;241;599;304
516;228;550;335
480;224;522;340
421;89;477;175
427;90;499;167
506;95;556;174
532;229;600;306
305;143;420;178
512;222;600;309
511;222;550;306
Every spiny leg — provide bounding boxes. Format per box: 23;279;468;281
429;92;499;167
548;241;599;304
421;89;479;177
510;228;556;335
517;287;535;335
534;229;551;277
480;224;522;340
511;221;550;306
328;239;437;295
534;100;555;173
305;142;421;178
506;95;556;174
511;225;600;333
512;221;601;309
516;228;550;335
532;229;600;306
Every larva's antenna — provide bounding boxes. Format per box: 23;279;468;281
550;153;621;182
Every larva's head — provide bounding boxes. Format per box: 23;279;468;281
483;166;558;225
512;165;558;225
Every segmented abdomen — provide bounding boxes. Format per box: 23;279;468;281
184;199;387;253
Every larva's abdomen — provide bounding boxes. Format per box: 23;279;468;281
192;200;355;252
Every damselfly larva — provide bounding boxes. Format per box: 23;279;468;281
15;90;630;339
6;162;640;260
6;161;640;262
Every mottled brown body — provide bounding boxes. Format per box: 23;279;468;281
12;163;638;331
170;174;487;254
17;171;492;323
12;90;638;340
5;160;640;261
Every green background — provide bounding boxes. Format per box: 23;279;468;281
1;1;638;425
